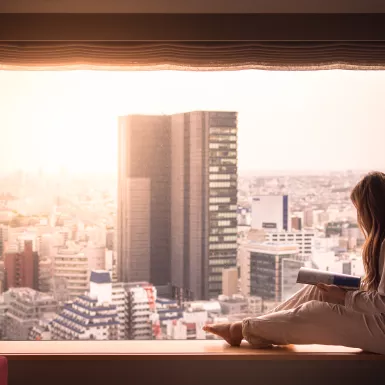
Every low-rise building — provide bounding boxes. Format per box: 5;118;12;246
51;270;119;340
51;295;119;340
125;282;156;340
53;243;88;299
218;294;248;315
112;282;126;340
38;257;53;292
29;315;55;341
150;297;183;340
4;240;39;290
0;295;7;339
4;288;59;340
247;296;263;315
265;230;315;262
240;242;304;302
222;268;239;297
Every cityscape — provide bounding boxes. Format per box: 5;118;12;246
0;70;383;341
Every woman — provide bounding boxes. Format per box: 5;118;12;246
203;171;385;354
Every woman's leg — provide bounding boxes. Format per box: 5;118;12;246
266;284;324;314
203;285;325;346
242;300;385;355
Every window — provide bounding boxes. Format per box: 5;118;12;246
211;220;231;227
209;258;235;266
222;228;238;234
224;236;237;242
209;128;237;135
210;188;236;197
209;243;237;250
209;197;231;204
0;69;381;344
209;174;232;180
209;182;232;188
211;212;237;219
210;227;237;235
209;135;237;142
209;151;237;159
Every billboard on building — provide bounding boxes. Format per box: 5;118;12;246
262;222;277;229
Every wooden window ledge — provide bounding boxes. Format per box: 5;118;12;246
2;341;384;360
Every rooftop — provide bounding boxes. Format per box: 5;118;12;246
219;298;247;304
5;288;57;303
247;242;299;253
90;270;111;284
156;297;178;305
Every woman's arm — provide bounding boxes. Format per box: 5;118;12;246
345;240;385;314
345;290;385;314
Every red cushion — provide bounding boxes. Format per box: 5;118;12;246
0;357;7;385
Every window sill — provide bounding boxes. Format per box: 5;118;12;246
2;341;383;361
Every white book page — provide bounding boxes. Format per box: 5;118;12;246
297;268;334;285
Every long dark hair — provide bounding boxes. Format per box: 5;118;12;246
350;172;385;291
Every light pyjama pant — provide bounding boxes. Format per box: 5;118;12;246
242;285;385;354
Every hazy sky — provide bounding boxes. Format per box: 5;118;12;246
1;70;384;174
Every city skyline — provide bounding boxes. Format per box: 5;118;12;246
1;70;385;174
0;165;369;341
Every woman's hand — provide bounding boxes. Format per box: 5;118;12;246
316;284;347;305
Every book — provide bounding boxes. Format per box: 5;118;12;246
296;267;361;290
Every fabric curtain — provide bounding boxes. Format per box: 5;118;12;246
1;42;385;71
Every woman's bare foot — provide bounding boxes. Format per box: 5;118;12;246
203;322;243;346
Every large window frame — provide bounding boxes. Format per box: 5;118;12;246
1;13;385;41
1;13;385;383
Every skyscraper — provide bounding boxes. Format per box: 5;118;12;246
170;111;238;300
118;111;238;300
118;115;171;286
